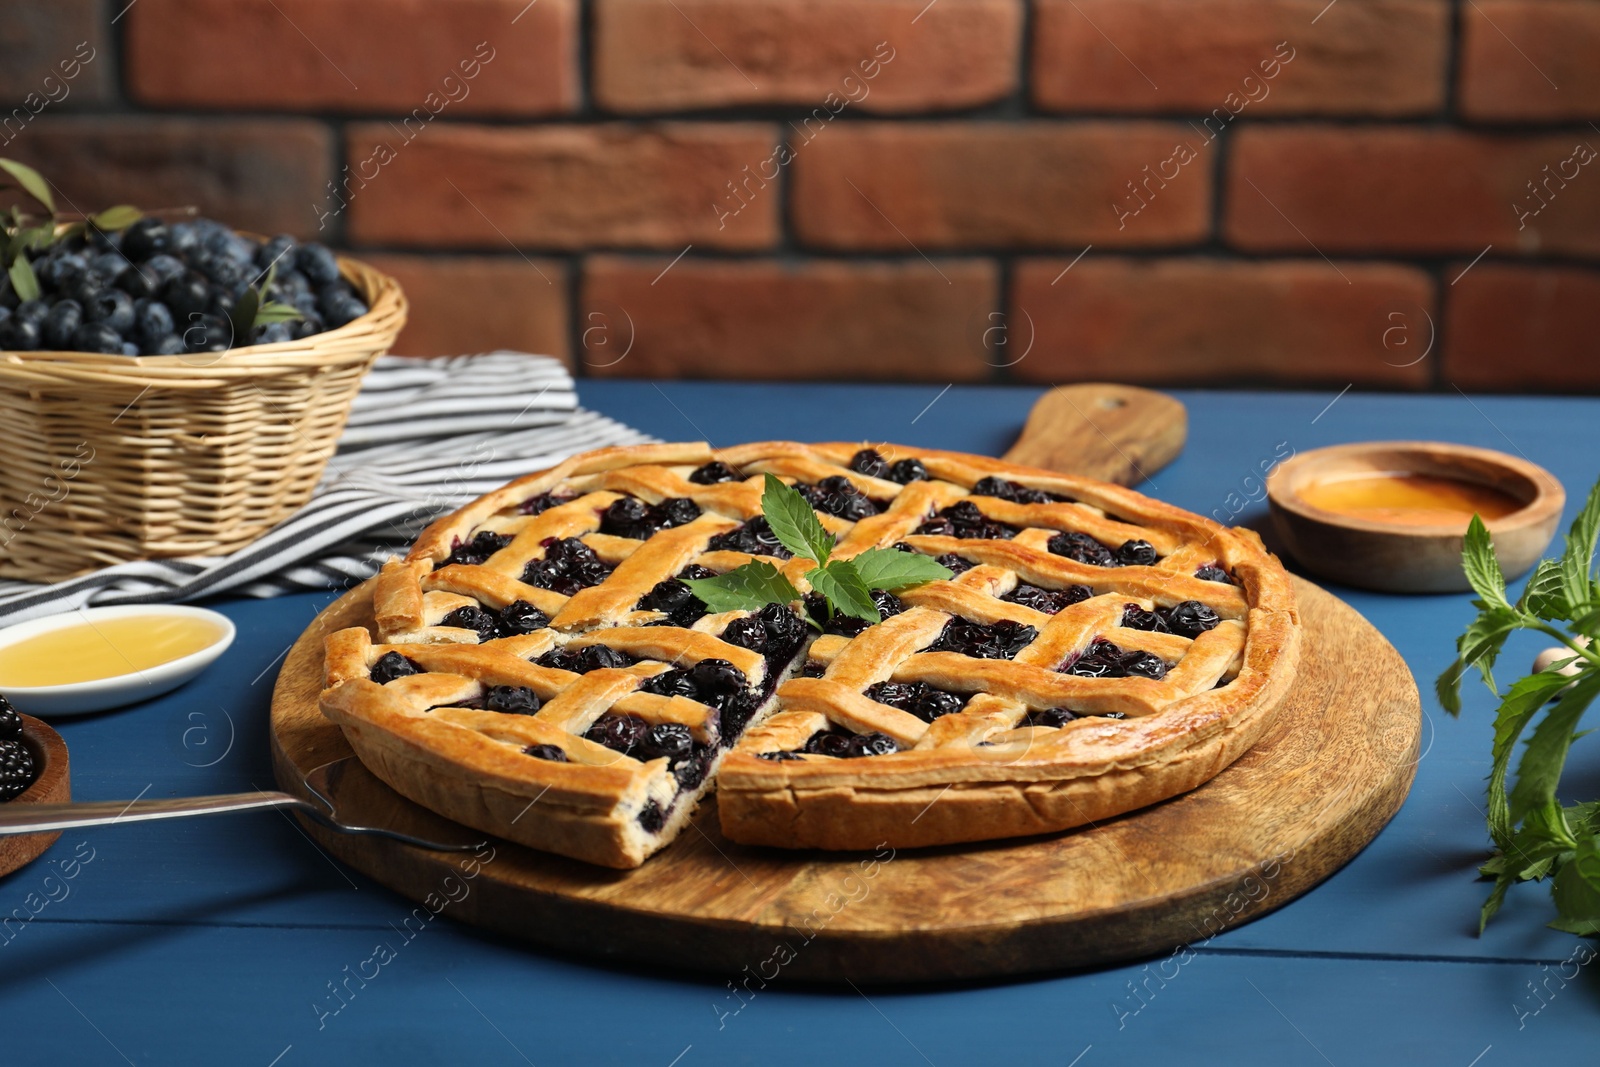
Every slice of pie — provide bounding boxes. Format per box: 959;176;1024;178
319;441;1299;868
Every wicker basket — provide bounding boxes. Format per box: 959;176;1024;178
0;254;407;583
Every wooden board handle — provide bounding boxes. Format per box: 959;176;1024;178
1002;383;1187;487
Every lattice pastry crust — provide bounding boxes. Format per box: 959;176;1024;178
319;441;1299;867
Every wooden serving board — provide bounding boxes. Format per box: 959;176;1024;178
270;575;1420;983
1002;383;1187;486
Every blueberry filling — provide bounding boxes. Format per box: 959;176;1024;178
915;500;1018;540
519;491;574;516
431;600;549;642
498;600;552;636
758;750;804;761
969;476;1070;505
1047;533;1160;568
1004;583;1092;614
707;516;793;559
370;651;422;684
486;685;541;715
688;460;741;485
866;680;967;722
935;552;975;575
1024;707;1126;728
801;661;826;678
807;589;905;637
1062;640;1169;680
522;537;612;594
889;458;929;484
444;529;512;567
1120;600;1221;639
800;728;900;759
537;644;637;673
599;495;701;540
1114;539;1159;567
795;476;883;521
1195;564;1235;585
637;574;711;626
927;617;1038;659
523;743;568;762
637;799;666;832
849;448;890;479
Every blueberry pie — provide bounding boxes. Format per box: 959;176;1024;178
320;442;1298;866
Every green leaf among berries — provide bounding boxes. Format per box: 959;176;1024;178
807;558;879;624
0;158;54;215
847;546;953;592
761;473;835;565
682;561;802;615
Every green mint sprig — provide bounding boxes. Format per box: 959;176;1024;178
1438;477;1600;934
682;473;952;629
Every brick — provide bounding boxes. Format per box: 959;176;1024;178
1459;1;1600;121
1010;258;1434;388
346;123;779;250
1032;0;1446;116
1444;265;1600;391
361;254;569;363
594;0;1020;113
581;257;997;380
792;123;1211;250
0;0;114;116
127;0;577;115
2;117;331;238
1226;127;1600;256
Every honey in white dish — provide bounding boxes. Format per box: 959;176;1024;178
1298;472;1522;528
0;615;224;687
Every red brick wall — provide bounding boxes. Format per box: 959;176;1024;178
1;0;1594;391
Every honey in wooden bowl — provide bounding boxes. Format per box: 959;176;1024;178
1266;442;1564;593
1295;472;1524;529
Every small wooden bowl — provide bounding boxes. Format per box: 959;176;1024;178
0;715;72;878
1266;441;1564;593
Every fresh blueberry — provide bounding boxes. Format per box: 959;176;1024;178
161;272;212;318
182;313;232;353
0;316;42;350
71;321;124;354
15;300;50;325
62;271;104;306
253;321;293;344
145;334;186;355
85;289;136;335
296;243;341;286
43;299;83;349
256;234;297;270
121;217;170;260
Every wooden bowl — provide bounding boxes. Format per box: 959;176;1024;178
1265;441;1564;593
0;714;71;878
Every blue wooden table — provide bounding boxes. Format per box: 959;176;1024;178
4;383;1595;1066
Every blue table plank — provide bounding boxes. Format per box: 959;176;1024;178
5;383;1597;1061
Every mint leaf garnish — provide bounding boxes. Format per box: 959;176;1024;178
682;560;801;615
807;558;879;623
681;470;948;629
848;546;953;591
761;473;834;564
1440;475;1600;936
1462;514;1509;611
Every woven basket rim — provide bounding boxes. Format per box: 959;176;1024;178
0;251;404;375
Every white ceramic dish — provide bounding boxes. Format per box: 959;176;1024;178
0;605;235;717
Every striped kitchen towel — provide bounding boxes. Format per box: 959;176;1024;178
0;352;655;624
